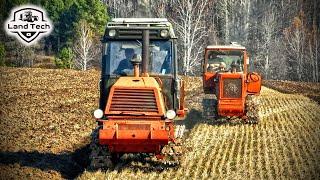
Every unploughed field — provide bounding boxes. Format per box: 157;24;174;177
0;67;319;180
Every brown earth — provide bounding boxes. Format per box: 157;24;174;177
0;67;99;179
0;67;319;179
263;80;320;104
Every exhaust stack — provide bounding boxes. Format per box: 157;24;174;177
131;54;142;77
142;29;149;76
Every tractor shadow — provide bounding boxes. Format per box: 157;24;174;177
0;139;179;178
0;145;90;179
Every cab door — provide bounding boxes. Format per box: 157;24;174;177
202;50;216;94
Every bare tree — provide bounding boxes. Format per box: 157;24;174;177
9;40;37;67
306;24;319;82
213;0;251;43
73;20;99;71
255;4;280;79
169;0;211;75
283;15;307;81
150;0;168;17
103;0;154;18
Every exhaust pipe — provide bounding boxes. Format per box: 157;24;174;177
131;54;141;77
142;29;149;76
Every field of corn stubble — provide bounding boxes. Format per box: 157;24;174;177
0;67;319;179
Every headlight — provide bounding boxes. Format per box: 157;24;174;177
166;110;176;119
160;29;169;38
94;109;104;119
108;29;116;37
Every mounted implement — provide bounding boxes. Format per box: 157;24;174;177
90;18;187;169
202;43;261;123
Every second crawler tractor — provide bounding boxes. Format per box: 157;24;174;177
90;18;187;169
202;43;261;123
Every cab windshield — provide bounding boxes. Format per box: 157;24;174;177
206;50;244;72
103;40;173;76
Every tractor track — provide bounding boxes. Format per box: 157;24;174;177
88;124;186;172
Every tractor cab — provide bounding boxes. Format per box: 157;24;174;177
203;44;261;95
205;48;244;73
99;18;183;114
104;38;173;76
203;44;246;94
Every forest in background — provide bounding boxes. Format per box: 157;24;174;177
0;0;319;82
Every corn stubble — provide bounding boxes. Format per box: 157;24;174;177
0;68;319;179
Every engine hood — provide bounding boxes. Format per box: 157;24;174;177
104;77;166;118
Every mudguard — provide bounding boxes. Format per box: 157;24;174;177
247;72;261;95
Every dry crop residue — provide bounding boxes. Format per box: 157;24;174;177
0;68;319;179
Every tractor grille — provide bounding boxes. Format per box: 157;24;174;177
223;78;242;98
109;88;159;113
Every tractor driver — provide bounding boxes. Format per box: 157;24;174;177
230;59;242;72
114;48;135;75
207;53;225;72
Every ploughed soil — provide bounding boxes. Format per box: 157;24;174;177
263;80;320;104
0;67;99;179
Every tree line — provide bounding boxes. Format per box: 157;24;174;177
0;0;108;70
1;0;319;82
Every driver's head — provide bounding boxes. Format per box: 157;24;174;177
209;53;217;59
219;62;226;69
125;48;134;59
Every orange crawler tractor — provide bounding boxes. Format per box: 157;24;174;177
202;43;261;123
90;18;187;169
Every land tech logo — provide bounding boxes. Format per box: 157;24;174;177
4;5;53;46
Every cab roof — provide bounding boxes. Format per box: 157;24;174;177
105;18;176;39
111;18;169;23
206;44;246;50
